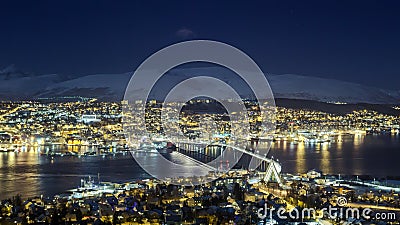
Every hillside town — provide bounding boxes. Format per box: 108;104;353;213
0;99;399;224
0;99;399;152
1;169;399;224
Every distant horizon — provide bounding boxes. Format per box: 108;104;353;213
1;64;399;92
0;65;399;105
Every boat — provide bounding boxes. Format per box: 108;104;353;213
157;147;173;154
83;151;97;156
0;147;14;152
63;151;77;156
68;176;115;199
133;141;157;152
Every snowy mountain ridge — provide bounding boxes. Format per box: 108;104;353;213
0;66;398;104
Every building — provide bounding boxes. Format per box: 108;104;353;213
79;115;101;124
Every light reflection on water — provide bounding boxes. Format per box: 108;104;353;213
0;134;399;199
267;134;400;176
0;146;200;199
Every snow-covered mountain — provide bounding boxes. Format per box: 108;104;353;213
0;72;62;101
268;74;400;104
0;65;398;104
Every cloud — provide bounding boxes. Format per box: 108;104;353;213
175;28;196;39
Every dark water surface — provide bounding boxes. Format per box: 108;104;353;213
268;134;400;176
0;135;399;199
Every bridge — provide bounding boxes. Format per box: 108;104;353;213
171;140;282;184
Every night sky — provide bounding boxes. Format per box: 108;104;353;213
1;1;399;89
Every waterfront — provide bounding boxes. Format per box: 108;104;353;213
269;134;400;177
0;149;205;199
1;134;399;200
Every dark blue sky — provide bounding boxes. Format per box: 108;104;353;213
1;1;399;89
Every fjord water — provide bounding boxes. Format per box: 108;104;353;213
267;134;400;177
0;135;399;199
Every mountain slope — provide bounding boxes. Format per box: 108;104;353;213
269;74;399;104
0;66;398;104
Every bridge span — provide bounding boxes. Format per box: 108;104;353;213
174;140;282;184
